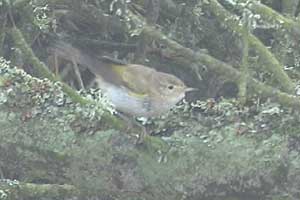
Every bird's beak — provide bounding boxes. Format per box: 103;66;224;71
185;87;198;92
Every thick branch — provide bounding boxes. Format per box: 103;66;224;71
0;180;79;200
247;1;300;35
0;64;300;199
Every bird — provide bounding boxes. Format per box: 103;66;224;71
49;41;196;118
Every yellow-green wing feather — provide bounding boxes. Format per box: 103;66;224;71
112;64;155;97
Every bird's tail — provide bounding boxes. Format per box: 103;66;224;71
48;40;125;86
48;40;102;71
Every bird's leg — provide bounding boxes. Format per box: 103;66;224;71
116;112;147;144
72;60;85;90
54;53;59;75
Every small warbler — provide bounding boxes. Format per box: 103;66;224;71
50;42;196;117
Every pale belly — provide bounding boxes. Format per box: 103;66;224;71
106;85;152;117
101;84;183;117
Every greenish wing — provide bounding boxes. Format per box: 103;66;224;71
120;65;155;97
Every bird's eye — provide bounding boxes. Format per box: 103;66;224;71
168;85;174;90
